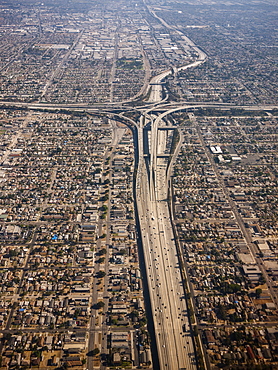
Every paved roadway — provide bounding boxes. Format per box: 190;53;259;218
1;90;276;370
147;46;207;103
133;96;277;369
0;1;276;366
136;114;197;369
145;0;207;104
0;112;33;166
87;123;128;370
189;113;278;309
40;30;84;100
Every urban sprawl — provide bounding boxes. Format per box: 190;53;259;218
0;0;277;369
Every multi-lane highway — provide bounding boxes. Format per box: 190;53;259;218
147;35;207;103
0;3;276;370
135;110;198;369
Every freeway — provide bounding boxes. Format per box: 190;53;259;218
132;99;278;370
1;67;276;370
0;2;276;369
147;35;207;103
130;91;277;370
0;97;276;116
145;0;207;103
135;111;198;369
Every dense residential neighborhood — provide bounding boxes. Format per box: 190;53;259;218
0;0;277;369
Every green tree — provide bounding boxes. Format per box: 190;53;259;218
99;248;107;256
97;271;106;278
89;348;100;356
96;301;105;309
255;288;262;299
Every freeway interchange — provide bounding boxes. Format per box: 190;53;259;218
0;6;277;370
1;34;277;370
1;62;277;370
132;99;276;370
